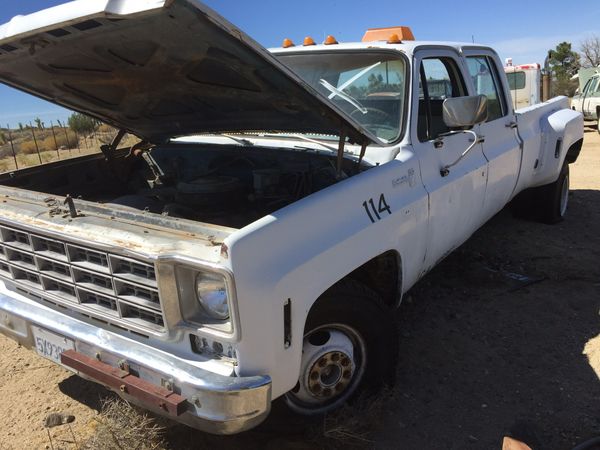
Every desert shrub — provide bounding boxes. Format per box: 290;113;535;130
19;130;78;154
82;399;166;450
97;123;115;133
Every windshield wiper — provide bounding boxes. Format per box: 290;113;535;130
319;79;368;114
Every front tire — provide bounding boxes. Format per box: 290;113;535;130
284;280;398;415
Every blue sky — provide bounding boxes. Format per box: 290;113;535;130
0;0;598;128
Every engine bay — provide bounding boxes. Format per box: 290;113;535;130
110;144;365;228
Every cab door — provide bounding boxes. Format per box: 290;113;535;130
411;50;488;271
463;51;521;223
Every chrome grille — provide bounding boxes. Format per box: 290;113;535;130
0;224;164;334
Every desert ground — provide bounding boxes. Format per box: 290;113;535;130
0;128;599;450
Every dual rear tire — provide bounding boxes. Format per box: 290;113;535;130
512;162;570;224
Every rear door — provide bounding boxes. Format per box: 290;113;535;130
411;50;488;271
463;51;521;222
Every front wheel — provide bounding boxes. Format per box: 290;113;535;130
284;280;398;415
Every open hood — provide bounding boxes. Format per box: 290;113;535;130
0;0;378;145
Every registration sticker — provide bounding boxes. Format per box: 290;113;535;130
32;327;75;367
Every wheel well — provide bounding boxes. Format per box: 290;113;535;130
565;138;584;164
343;250;402;307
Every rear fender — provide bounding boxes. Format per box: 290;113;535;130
533;108;583;186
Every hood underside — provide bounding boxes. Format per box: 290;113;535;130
0;0;378;145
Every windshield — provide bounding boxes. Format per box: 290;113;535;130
277;52;407;143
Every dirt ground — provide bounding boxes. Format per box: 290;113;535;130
0;128;599;450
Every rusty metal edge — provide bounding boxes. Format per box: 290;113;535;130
61;349;188;416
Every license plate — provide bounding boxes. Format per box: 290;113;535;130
32;327;75;367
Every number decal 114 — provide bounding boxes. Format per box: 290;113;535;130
362;194;392;223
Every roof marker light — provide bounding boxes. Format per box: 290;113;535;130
362;26;415;42
282;38;295;48
324;35;338;45
303;36;316;46
387;33;402;44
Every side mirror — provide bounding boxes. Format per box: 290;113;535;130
442;95;488;128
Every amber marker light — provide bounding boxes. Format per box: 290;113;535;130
303;36;316;46
324;35;338;45
387;33;402;44
282;38;295;48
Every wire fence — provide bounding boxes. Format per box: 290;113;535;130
0;121;124;173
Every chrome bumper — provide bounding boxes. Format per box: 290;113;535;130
0;286;271;435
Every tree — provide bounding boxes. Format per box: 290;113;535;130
548;42;580;96
34;117;43;130
580;35;600;68
17;123;23;131
67;112;97;135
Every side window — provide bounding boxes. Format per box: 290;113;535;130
466;56;507;121
592;77;600;94
417;57;466;141
581;79;592;96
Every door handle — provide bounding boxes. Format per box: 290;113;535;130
506;121;518;129
440;130;484;177
434;140;444;149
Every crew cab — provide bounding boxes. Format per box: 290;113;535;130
571;69;600;132
0;0;583;434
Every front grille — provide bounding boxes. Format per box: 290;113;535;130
0;224;164;334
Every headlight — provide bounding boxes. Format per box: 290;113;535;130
195;272;230;320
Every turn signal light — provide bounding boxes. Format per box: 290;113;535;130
324;35;338;45
282;38;295;48
303;36;316;46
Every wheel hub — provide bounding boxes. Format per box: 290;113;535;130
307;350;354;398
289;328;361;407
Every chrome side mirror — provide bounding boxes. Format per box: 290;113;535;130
442;95;488;128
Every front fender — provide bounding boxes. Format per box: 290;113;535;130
223;153;428;398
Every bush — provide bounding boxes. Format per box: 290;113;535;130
18;130;78;154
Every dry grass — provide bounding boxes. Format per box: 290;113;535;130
82;399;167;450
306;388;395;449
0;148;100;173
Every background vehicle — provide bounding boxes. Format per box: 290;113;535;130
571;68;600;132
0;0;584;434
504;59;542;109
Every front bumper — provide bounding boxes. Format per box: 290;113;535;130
0;285;271;435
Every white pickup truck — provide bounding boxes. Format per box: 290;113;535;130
0;0;583;435
571;68;600;132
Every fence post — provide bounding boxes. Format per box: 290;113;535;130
6;124;18;170
75;132;81;153
62;126;72;156
50;120;60;160
29;121;43;165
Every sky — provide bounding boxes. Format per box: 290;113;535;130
0;0;598;128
